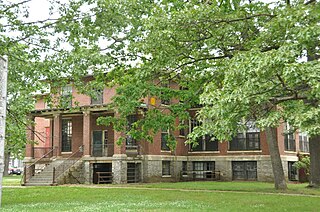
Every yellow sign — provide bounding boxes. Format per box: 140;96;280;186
150;97;156;106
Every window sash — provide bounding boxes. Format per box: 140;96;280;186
189;118;218;151
284;123;296;151
161;130;170;151
299;134;309;152
91;89;103;105
126;115;138;147
61;86;73;108
162;161;171;175
230;132;260;151
62;119;72;152
232;161;257;180
288;161;298;181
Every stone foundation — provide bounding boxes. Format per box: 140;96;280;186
72;154;300;184
112;154;127;184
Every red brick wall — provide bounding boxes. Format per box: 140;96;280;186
35;98;46;110
34;117;50;147
73;90;90;106
32;79;299;158
72;116;83;151
103;87;117;104
260;131;270;155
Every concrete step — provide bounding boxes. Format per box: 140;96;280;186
26;158;83;185
24;182;56;186
29;177;54;181
35;171;54;174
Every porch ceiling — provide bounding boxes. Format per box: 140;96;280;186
30;104;114;118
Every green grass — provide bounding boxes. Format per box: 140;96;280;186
132;181;320;196
2;181;320;211
2;175;22;186
2;186;320;212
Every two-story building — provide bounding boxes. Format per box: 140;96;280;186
23;78;309;185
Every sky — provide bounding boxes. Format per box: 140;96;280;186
26;0;59;21
25;0;278;22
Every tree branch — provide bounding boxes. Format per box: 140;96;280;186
305;0;316;5
271;95;307;104
195;13;276;26
2;0;32;14
6;108;46;143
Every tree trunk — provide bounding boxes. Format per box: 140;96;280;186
265;126;287;190
308;135;320;188
3;152;10;177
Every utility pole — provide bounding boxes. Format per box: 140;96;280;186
0;56;8;207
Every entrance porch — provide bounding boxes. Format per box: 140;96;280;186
23;106;142;185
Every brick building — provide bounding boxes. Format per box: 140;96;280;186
23;78;309;185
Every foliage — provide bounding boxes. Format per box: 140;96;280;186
46;0;320;147
48;0;319;190
0;0;75;157
294;155;310;176
1;0;320;181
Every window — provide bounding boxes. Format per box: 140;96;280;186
161;129;170;151
160;82;170;105
91;89;103;105
182;161;188;176
92;130;108;157
126;115;138;149
61;85;72;108
179;120;186;137
62;119;72;152
179;86;188;104
127;163;141;183
230;122;260;151
162;161;171;176
288;161;298;181
284;123;296;151
189;118;218;151
232;161;257;180
299;132;309;153
192;161;215;179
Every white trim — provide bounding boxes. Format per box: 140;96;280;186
227;150;262;153
61;152;72;154
284;151;297;153
189;151;220;154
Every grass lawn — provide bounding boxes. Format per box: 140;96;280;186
2;178;320;211
133;181;320;196
2;186;320;212
2;175;22;186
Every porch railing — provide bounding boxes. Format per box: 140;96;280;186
34;147;57;158
53;145;84;184
91;143;143;157
22;147;57;185
96;172;113;184
180;170;221;181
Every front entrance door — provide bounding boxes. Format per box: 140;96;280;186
92;130;108;157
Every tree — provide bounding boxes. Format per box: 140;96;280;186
2;0;320;191
0;0;63;174
48;0;320;190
